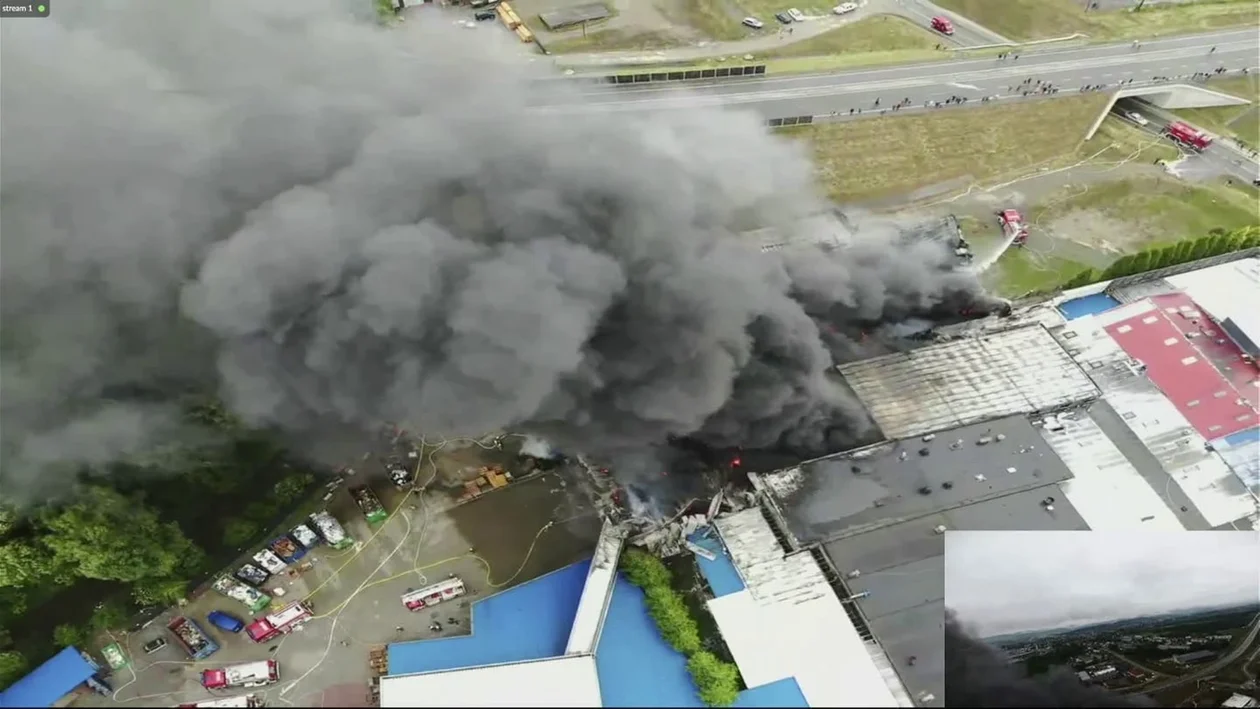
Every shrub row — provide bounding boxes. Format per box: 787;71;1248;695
620;548;741;707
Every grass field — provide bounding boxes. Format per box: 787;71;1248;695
933;0;1259;42
654;0;747;40
761;14;942;58
1030;175;1259;249
544;28;687;54
781;95;1113;203
1174;74;1259;145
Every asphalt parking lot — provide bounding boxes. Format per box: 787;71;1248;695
81;468;603;708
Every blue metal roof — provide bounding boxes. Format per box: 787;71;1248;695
0;647;97;708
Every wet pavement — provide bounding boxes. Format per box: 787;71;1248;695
79;468;602;708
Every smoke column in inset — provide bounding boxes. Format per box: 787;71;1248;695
944;613;1157;707
1;0;995;501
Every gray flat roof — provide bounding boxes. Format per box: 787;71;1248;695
836;324;1099;440
757;414;1080;546
819;486;1088;708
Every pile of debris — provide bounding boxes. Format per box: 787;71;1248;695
368;645;387;705
458;465;513;502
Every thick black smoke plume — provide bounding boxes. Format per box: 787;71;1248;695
945;613;1158;707
0;0;999;502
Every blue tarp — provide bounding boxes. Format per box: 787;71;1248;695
1221;426;1260;449
1058;293;1121;321
0;647;96;708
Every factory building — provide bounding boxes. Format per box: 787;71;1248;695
379;254;1259;708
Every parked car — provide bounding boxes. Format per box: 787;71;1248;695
775;11;793;24
833;2;857;13
474;10;496;20
1125;111;1149;126
788;8;805;21
741;16;763;29
207;610;246;634
142;637;167;654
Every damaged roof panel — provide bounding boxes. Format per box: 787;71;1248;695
837;324;1099;440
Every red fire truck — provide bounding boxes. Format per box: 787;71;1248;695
245;601;314;643
930;16;954;35
200;660;279;690
401;577;467;612
1162;121;1212;151
998;209;1030;246
178;694;263;708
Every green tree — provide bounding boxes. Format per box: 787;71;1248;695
1062;269;1097;289
1129;251;1153;275
40;486;204;583
88;599;130;633
1171;240;1195;264
0;540;58;588
1102;254;1134;279
222;518;260;547
620;549;673;589
644;586;702;655
1205;233;1233;256
273;473;314;505
1187;236;1215;261
0;649;29;690
687;651;741;707
131;577;188;607
52;624;89;648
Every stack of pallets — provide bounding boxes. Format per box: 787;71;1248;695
368;646;387;705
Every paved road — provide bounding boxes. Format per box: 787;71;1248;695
533;29;1258;123
1133;612;1260;694
547;0;1009;68
889;0;1012;46
1113;97;1260;183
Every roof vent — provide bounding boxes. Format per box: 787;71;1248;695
977;436;993;446
942;481;954;490
919;447;931;457
922;433;936;442
933;525;947;535
847;569;861;579
918;486;933;495
974;474;987;482
1006;467;1018;474
996;433;1007;442
851;465;862;474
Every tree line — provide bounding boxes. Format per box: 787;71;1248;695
1060;225;1260;290
0;400;318;690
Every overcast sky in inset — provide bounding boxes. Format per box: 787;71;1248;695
944;531;1260;638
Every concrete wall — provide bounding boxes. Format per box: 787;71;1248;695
1084;84;1251;140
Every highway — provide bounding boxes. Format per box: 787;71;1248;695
1113;97;1260;183
532;28;1259;121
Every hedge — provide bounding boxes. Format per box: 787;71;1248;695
620;549;742;706
1061;225;1260;289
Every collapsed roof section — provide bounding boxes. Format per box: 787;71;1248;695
836;324;1100;440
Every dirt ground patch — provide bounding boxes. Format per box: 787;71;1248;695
933;0;1258;42
762;13;942;58
518;0;702;51
784;94;1112;203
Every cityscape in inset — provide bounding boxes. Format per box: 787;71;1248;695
945;531;1260;707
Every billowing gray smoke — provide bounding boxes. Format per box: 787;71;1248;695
1;0;995;501
945;613;1157;707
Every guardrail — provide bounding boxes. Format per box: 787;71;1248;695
766;115;814;127
604;64;765;84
